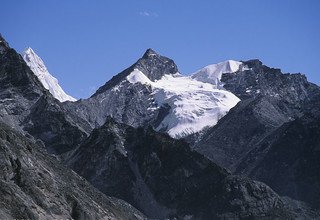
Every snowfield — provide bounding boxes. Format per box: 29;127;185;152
127;68;240;138
191;60;242;86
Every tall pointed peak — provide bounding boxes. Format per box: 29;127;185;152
21;47;76;102
142;48;158;58
134;48;179;81
92;48;179;96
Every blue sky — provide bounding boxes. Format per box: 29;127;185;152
1;0;319;98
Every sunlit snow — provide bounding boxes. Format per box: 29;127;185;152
191;60;242;86
22;47;76;102
127;68;240;138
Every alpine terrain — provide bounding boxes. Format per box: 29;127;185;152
191;59;320;209
0;33;319;219
63;49;240;138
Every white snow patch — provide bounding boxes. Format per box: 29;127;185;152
191;60;243;86
127;69;240;138
22;47;76;102
126;69;152;85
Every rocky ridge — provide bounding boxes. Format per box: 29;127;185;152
191;59;320;208
66;118;319;219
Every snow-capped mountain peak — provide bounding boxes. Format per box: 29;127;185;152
191;60;243;86
125;68;240;138
93;48;179;96
22;47;76;102
68;50;240;139
142;48;158;58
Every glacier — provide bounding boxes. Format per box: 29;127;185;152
126;67;240;138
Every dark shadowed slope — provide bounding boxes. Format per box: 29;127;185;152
236;110;320;209
67;118;318;219
0;34;90;154
192;59;320;209
0;122;146;219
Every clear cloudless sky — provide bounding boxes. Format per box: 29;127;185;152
1;0;319;98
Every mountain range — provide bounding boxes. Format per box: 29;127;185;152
0;33;319;219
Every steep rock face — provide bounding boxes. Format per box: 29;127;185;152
193;96;291;169
191;59;320;208
222;59;319;103
66;118;317;219
64;80;156;130
23;95;90;154
236;111;320;209
22;47;76;102
192;59;320;168
0;38;47;132
63;49;178;131
0;35;89;154
0;122;145;220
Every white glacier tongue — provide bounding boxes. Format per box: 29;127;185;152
22;47;76;102
126;69;240;138
191;60;242;86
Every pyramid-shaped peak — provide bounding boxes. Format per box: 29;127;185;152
136;48;179;81
21;47;77;102
92;49;179;96
142;48;159;58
